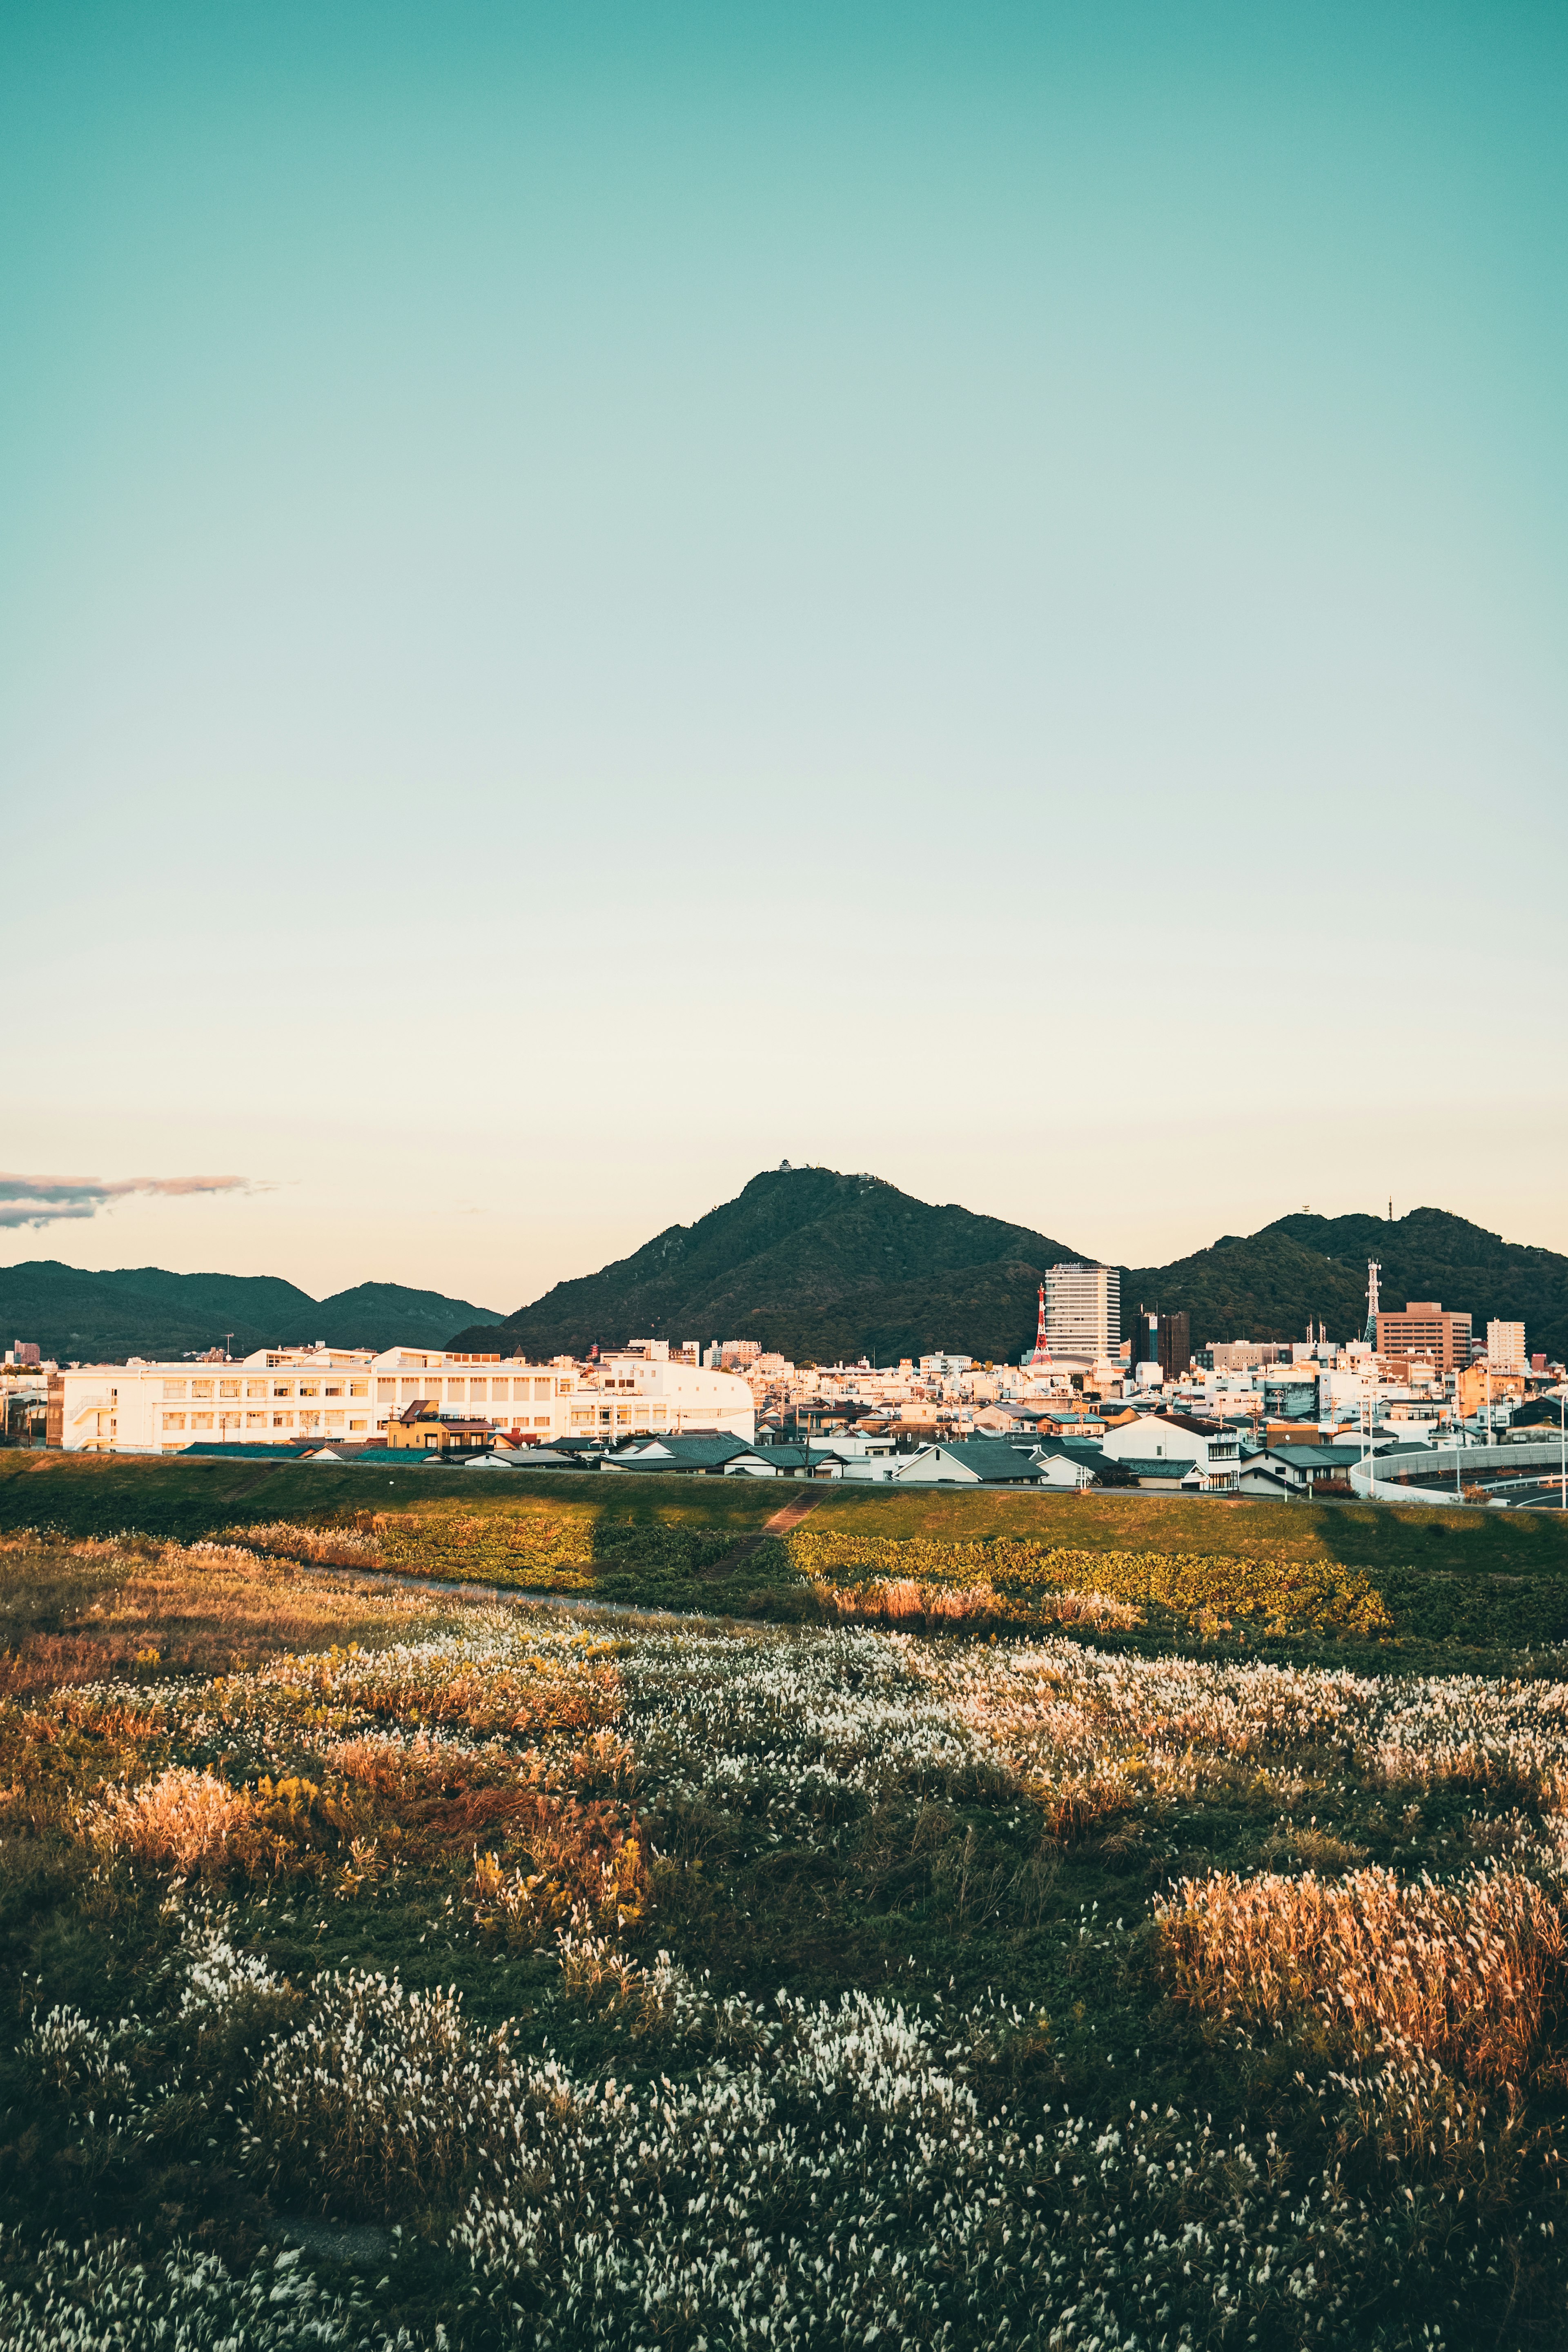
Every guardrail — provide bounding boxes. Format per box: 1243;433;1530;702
1349;1438;1566;1506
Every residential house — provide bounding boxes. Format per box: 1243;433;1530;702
1097;1411;1241;1492
600;1434;775;1476
1265;1443;1368;1497
385;1402;497;1455
1111;1457;1207;1492
893;1440;1052;1487
749;1443;851;1479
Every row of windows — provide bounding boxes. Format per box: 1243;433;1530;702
160;1379;371;1402
378;1378;564;1402
161;1411;370;1432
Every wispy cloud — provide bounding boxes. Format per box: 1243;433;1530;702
0;1174;262;1232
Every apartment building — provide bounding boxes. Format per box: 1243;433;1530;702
1374;1301;1472;1374
1486;1320;1527;1374
1044;1263;1122;1363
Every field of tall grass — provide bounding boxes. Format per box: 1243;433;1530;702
2;1521;1568;2346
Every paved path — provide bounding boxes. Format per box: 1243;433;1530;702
704;1485;829;1579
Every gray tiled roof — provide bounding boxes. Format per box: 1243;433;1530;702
924;1441;1049;1482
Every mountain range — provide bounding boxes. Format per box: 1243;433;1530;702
450;1169;1568;1368
9;1172;1564;1372
0;1263;502;1364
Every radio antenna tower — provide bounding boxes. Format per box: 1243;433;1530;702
1364;1259;1381;1348
1029;1282;1051;1368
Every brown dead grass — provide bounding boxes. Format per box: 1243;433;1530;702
0;1535;458;1693
809;1574;1143;1633
226;1519;383;1568
1160;1863;1566;2083
810;1576;1022;1629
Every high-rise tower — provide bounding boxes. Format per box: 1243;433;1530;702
1042;1264;1121;1362
1364;1260;1381;1348
1028;1282;1051;1367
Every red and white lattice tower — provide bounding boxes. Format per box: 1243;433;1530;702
1030;1282;1051;1367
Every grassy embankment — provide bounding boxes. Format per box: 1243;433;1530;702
5;1449;1568;1665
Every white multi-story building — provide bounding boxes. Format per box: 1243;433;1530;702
51;1347;578;1453
1486;1320;1527;1374
50;1340;755;1453
1043;1263;1121;1364
565;1344;755;1442
1098;1410;1240;1492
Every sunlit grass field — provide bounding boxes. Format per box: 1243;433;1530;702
2;1460;1568;2343
6;1448;1568;1658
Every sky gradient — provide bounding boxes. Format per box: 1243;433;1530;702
4;0;1565;1312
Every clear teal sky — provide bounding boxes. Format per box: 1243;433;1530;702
3;1;1565;1306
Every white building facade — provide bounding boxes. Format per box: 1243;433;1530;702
1486;1321;1527;1374
52;1341;754;1453
566;1345;755;1442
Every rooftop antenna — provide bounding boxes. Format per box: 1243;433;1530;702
223;1332;234;1361
1364;1261;1380;1349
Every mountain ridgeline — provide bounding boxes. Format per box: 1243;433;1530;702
1125;1207;1568;1368
0;1263;502;1365
452;1169;1081;1365
450;1169;1568;1368
10;1175;1562;1372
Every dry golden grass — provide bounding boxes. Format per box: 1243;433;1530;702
793;1530;1390;1634
808;1575;1140;1632
1160;1864;1566;2083
809;1575;1017;1627
225;1519;383;1568
83;1765;255;1873
0;1534;457;1693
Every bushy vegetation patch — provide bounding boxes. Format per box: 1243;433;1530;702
792;1528;1393;1635
3;1536;1568;2343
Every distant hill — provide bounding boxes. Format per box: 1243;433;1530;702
452;1172;1568;1368
1125;1207;1568;1364
0;1262;503;1364
450;1167;1083;1365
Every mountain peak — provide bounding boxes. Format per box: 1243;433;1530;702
454;1169;1082;1363
457;1176;1568;1364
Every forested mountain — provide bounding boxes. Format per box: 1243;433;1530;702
0;1263;501;1363
1124;1207;1568;1364
452;1172;1568;1368
13;1180;1559;1373
450;1167;1082;1365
